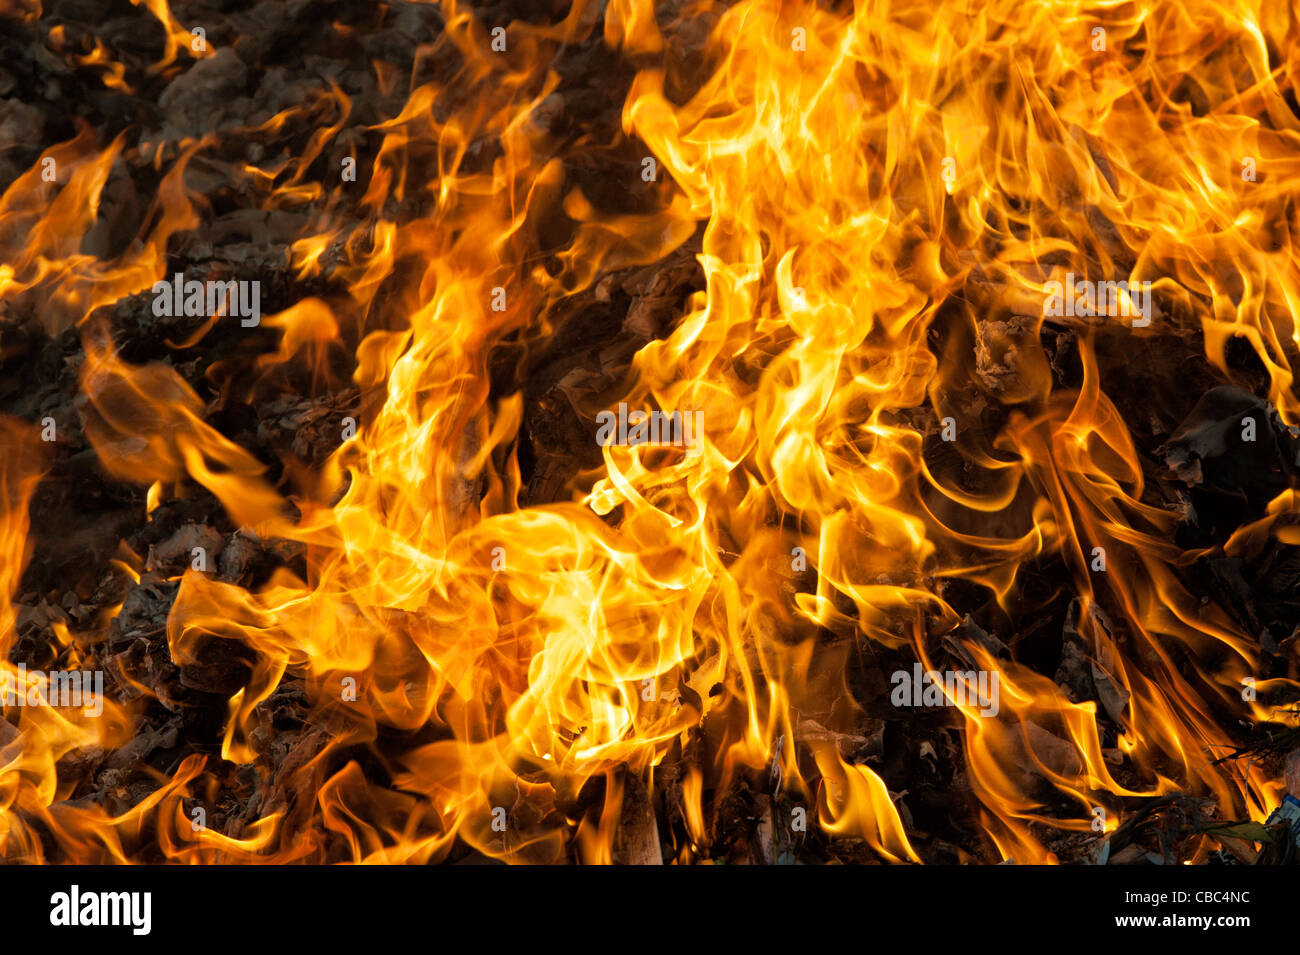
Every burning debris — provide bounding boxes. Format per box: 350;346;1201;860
0;0;1297;874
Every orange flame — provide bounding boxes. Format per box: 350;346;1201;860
1;0;1298;865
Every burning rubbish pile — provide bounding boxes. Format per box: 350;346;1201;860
0;0;1299;866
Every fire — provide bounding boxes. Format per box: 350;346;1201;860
1;0;1298;864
